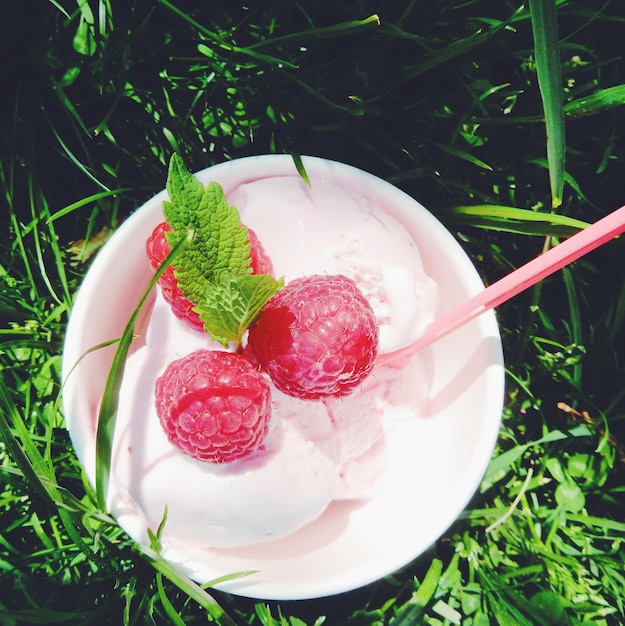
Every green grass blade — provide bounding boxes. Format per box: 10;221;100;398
95;230;191;510
375;5;525;99
156;573;187;626
427;140;493;171
245;14;380;50
42;106;111;192
139;542;241;626
565;84;625;117
528;156;597;208
28;177;73;310
447;204;588;236
529;0;566;208
0;378;54;506
0;388;106;572
0;608;92;624
47;189;133;222
291;153;311;186
46;0;71;18
390;558;443;624
482;425;591;491
562;266;583;385
156;0;298;68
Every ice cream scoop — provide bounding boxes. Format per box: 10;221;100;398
229;175;438;353
112;173;437;548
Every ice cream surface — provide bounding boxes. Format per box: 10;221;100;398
230;176;438;353
112;173;438;549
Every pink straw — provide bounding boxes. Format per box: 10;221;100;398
380;203;625;365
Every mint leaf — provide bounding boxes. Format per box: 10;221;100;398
165;153;205;218
163;154;251;305
161;154;284;348
196;272;284;347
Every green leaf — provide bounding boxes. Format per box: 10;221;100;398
163;154;251;306
163;153;205;219
546;457;566;483
555;480;586;513
567;453;593;480
197;273;284;347
73;12;96;57
528;592;567;625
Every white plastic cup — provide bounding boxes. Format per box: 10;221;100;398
62;155;504;600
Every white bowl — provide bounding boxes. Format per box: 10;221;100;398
62;155;504;600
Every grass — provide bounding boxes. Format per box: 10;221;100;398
2;0;625;623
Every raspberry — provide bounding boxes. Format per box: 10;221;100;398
154;350;272;463
145;221;273;332
247;227;274;275
247;274;379;399
146;221;205;332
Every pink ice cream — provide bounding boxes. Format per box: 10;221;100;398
112;174;438;549
231;176;438;353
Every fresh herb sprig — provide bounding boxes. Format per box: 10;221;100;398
163;154;283;347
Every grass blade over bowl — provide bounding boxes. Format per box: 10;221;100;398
95;229;192;511
141;506;249;626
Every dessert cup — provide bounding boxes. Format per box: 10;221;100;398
62;155;505;600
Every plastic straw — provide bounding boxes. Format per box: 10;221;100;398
380;203;625;364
